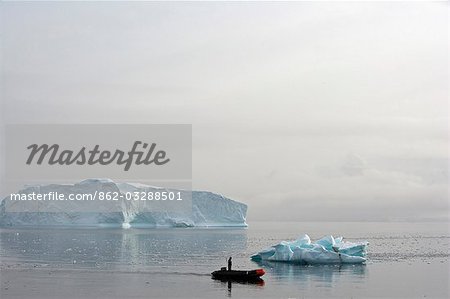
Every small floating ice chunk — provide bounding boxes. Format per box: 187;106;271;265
251;234;368;264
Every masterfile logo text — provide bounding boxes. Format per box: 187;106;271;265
26;141;170;171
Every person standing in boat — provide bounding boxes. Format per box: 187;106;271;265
227;257;232;271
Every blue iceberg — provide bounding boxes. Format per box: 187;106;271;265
0;179;248;228
251;234;368;264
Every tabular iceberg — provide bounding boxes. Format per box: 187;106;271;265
0;179;248;228
251;234;368;264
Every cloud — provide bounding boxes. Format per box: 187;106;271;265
1;2;448;221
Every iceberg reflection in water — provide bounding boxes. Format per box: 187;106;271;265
253;259;366;287
0;227;248;271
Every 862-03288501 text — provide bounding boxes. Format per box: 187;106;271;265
9;191;184;201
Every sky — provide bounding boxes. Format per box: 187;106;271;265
1;1;448;221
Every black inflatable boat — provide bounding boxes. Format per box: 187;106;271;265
211;267;265;281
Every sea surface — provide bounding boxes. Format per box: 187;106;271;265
1;221;449;298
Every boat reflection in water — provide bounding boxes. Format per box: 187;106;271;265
212;276;265;297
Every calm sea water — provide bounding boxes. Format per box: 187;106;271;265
1;222;449;298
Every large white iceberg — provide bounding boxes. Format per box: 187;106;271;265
251;234;368;264
0;179;248;228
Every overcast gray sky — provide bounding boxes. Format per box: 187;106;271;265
1;1;448;221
